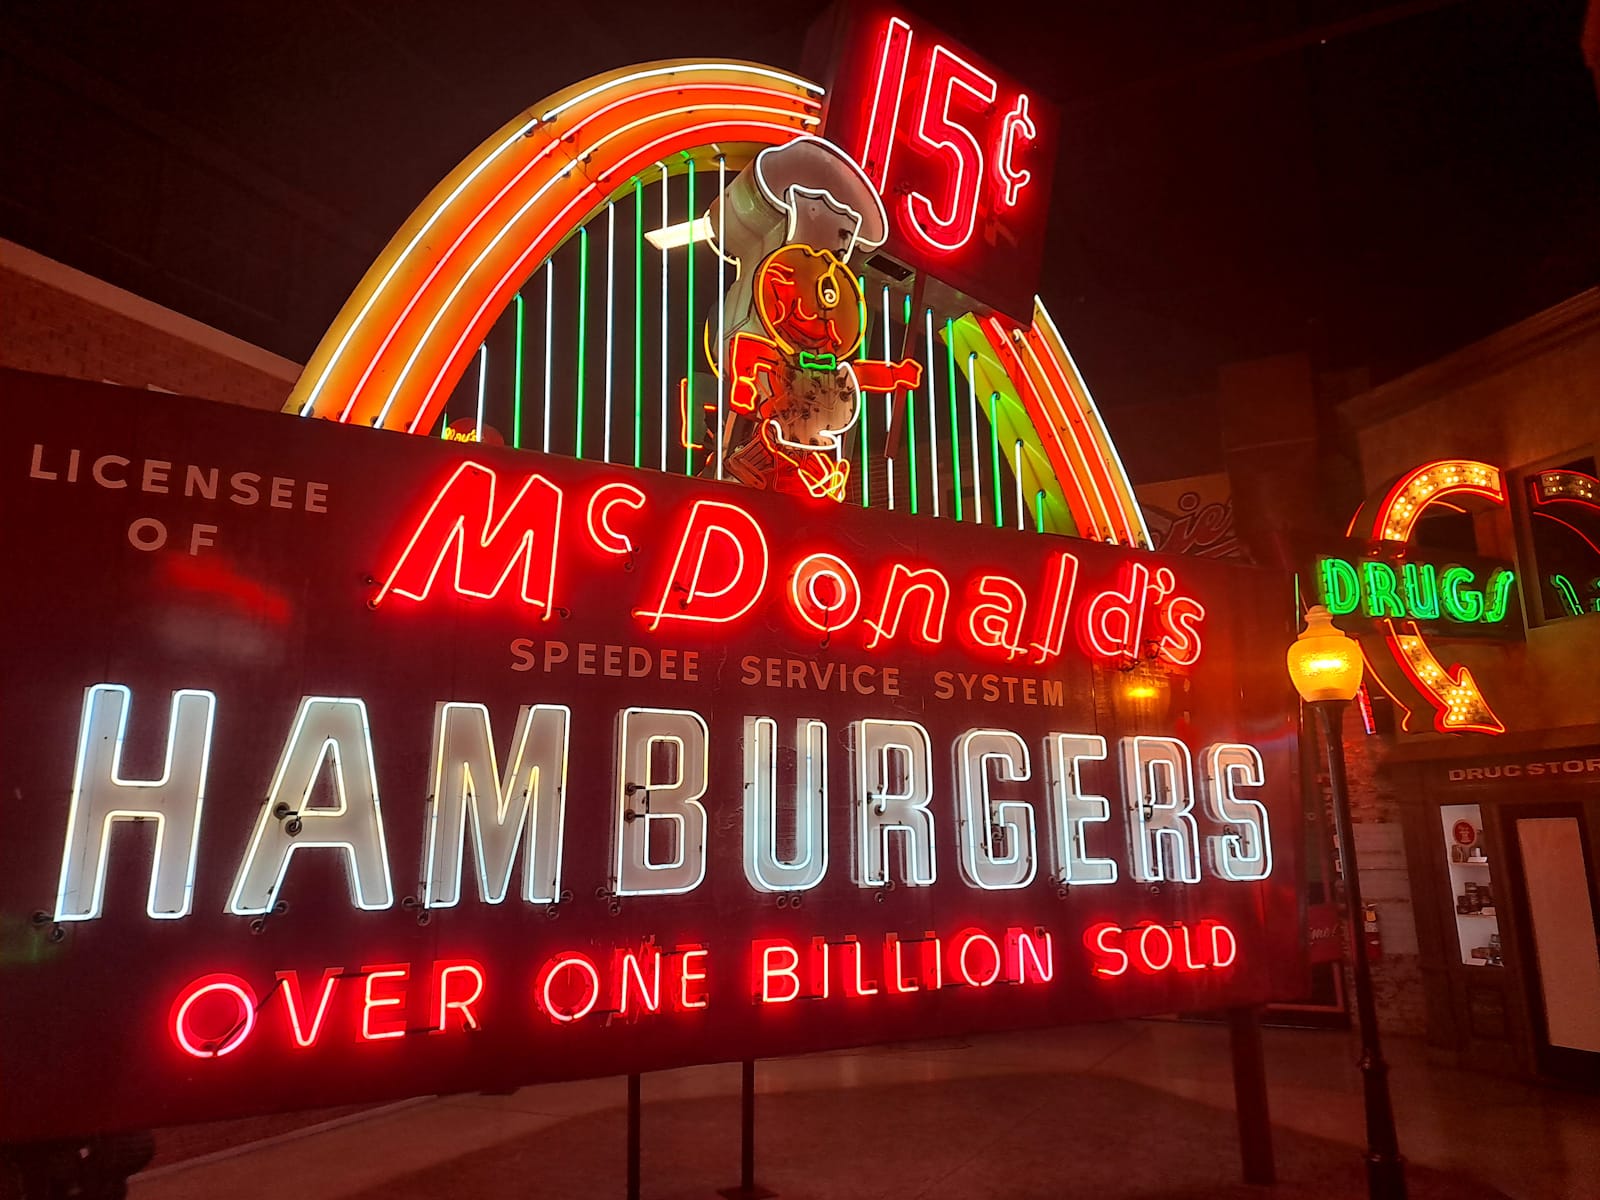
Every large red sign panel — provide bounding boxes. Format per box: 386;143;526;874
808;4;1060;321
1;371;1301;1140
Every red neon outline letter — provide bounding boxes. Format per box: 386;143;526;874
171;973;257;1058
865;563;950;649
375;461;563;611
635;500;770;631
904;44;998;252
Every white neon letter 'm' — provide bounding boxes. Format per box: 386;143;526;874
742;716;829;892
54;684;216;921
1045;733;1117;886
1202;742;1273;881
228;697;393;915
1120;736;1201;884
612;708;709;897
954;728;1035;890
851;719;936;888
423;702;571;907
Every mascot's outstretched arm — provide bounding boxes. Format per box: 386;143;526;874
850;357;923;393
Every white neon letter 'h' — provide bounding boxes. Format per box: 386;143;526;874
228;697;394;915
54;684;217;921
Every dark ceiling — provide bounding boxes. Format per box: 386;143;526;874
3;0;1597;408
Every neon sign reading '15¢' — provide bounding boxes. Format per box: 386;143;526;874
1316;556;1516;624
375;462;1206;666
54;688;1275;924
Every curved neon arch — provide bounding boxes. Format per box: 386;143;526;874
287;59;1148;547
1348;459;1507;734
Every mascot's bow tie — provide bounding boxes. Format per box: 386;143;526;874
797;351;838;371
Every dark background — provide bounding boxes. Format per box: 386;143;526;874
2;0;1597;411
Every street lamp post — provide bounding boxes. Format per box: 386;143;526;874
1287;606;1407;1200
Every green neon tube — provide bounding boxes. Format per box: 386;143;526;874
945;317;962;522
512;292;525;450
1318;557;1361;615
989;392;1003;529
1551;573;1583;616
1440;566;1485;622
575;226;588;459
1035;490;1045;533
1483;569;1516;622
633;177;644;469
684;158;696;476
440;410;448;438
906;373;918;516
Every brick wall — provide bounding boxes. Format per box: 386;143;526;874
1320;709;1428;1036
1;240;298;411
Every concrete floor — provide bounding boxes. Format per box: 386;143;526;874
130;1020;1600;1199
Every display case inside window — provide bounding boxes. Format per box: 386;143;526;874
1524;458;1600;625
1441;803;1501;966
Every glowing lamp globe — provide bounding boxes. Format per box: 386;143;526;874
1287;605;1364;703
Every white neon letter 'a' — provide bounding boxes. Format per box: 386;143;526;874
742;716;829;892
851;719;937;888
1120;735;1201;884
612;707;709;897
954;728;1036;890
423;701;571;907
228;697;393;915
1202;742;1273;881
54;684;217;921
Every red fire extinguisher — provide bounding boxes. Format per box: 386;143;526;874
1362;904;1383;962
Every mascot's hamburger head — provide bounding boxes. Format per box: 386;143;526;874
753;244;864;356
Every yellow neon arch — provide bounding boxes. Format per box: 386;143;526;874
287;59;1147;546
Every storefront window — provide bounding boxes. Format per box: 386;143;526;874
1523;456;1600;625
1440;803;1501;967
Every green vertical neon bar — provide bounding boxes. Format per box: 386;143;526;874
512;292;525;450
989;392;1003;529
440;411;448;438
1034;490;1045;533
903;292;912;325
633;177;644;469
684;158;696;476
575;226;588;459
858;274;870;509
906;376;919;515
945;317;963;521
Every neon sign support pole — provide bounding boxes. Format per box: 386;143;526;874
684;158;696;477
946;317;962;522
604;201;616;464
925;308;940;518
1312;699;1407;1200
512;292;525;449
575;226;588;459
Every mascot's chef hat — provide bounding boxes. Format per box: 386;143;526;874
708;135;888;271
